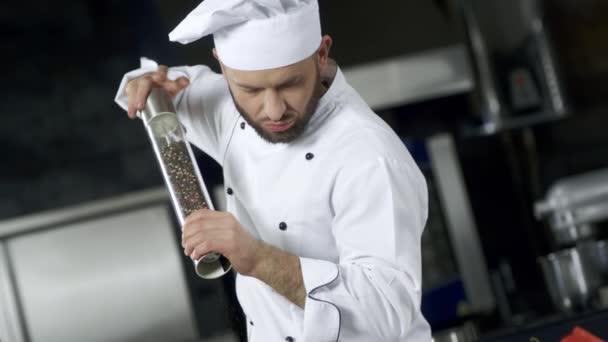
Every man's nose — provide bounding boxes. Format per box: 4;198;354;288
263;89;287;121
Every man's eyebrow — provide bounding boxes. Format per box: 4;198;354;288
234;74;303;90
276;74;303;88
234;82;261;90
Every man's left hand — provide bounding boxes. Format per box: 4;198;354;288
182;209;263;276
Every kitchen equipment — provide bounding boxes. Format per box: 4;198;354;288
413;133;495;329
139;88;231;279
425;134;495;314
535;168;608;246
595;241;608;283
578;240;608;285
538;247;600;314
456;0;569;135
0;189;201;342
456;0;504;133
432;322;478;342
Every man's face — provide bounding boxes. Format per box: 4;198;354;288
222;55;324;144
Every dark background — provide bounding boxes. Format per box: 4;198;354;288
1;0;462;219
3;0;607;219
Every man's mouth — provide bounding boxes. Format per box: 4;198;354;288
264;120;295;132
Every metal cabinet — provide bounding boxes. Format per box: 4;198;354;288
0;242;26;342
0;189;198;342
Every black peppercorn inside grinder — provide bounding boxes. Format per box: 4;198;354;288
138;88;231;279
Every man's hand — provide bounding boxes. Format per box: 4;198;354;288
124;65;190;119
182;209;263;276
182;209;307;308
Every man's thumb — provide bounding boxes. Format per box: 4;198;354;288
165;77;190;97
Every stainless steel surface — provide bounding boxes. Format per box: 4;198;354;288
595;241;608;283
0;242;26;342
137;87;175;126
535;168;608;245
432;322;478;342
600;286;608;308
539;247;600;313
578;240;608;285
552;224;596;247
427;133;495;313
458;0;568;135
457;0;503;131
526;1;569;117
342;45;473;110
0;187;168;239
140;89;231;279
182;332;239;342
6;204;198;342
535;168;608;217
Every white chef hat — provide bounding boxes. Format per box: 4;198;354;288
168;0;322;71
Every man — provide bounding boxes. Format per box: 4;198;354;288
115;0;431;340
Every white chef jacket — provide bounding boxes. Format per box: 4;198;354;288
115;64;431;341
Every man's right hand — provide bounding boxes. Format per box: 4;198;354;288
125;65;190;119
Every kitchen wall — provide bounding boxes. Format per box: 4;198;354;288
2;0;458;220
2;1;163;219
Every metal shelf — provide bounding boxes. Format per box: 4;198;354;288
342;44;473;111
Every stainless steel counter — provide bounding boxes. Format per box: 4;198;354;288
343;44;473;110
0;187;169;239
0;187;200;342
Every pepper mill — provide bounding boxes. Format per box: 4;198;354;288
138;88;232;279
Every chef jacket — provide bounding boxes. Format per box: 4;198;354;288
115;64;431;341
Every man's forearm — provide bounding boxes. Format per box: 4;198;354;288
250;242;306;308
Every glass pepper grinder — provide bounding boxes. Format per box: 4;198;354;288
138;88;232;279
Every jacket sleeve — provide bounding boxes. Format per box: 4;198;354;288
300;155;430;341
114;58;237;164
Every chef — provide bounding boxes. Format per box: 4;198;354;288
115;0;431;340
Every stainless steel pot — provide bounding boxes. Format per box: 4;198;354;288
578;239;608;284
539;246;600;313
596;240;608;283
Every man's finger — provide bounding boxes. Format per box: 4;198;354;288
182;218;225;244
134;76;153;112
191;241;219;261
183;233;201;256
184;208;212;224
152;65;169;83
182;216;210;241
183;231;212;256
165;77;190;97
126;81;138;118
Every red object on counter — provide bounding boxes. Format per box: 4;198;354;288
561;326;605;342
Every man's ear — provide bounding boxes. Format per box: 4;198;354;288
317;35;333;68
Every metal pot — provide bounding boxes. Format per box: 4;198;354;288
577;239;608;284
596;240;608;283
539;247;600;313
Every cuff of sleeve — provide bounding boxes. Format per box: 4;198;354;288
300;257;339;294
300;257;341;342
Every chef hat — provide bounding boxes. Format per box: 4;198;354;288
168;0;322;71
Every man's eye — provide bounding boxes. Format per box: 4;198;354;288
243;88;260;94
279;80;301;91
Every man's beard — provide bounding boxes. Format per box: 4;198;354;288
229;72;324;144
